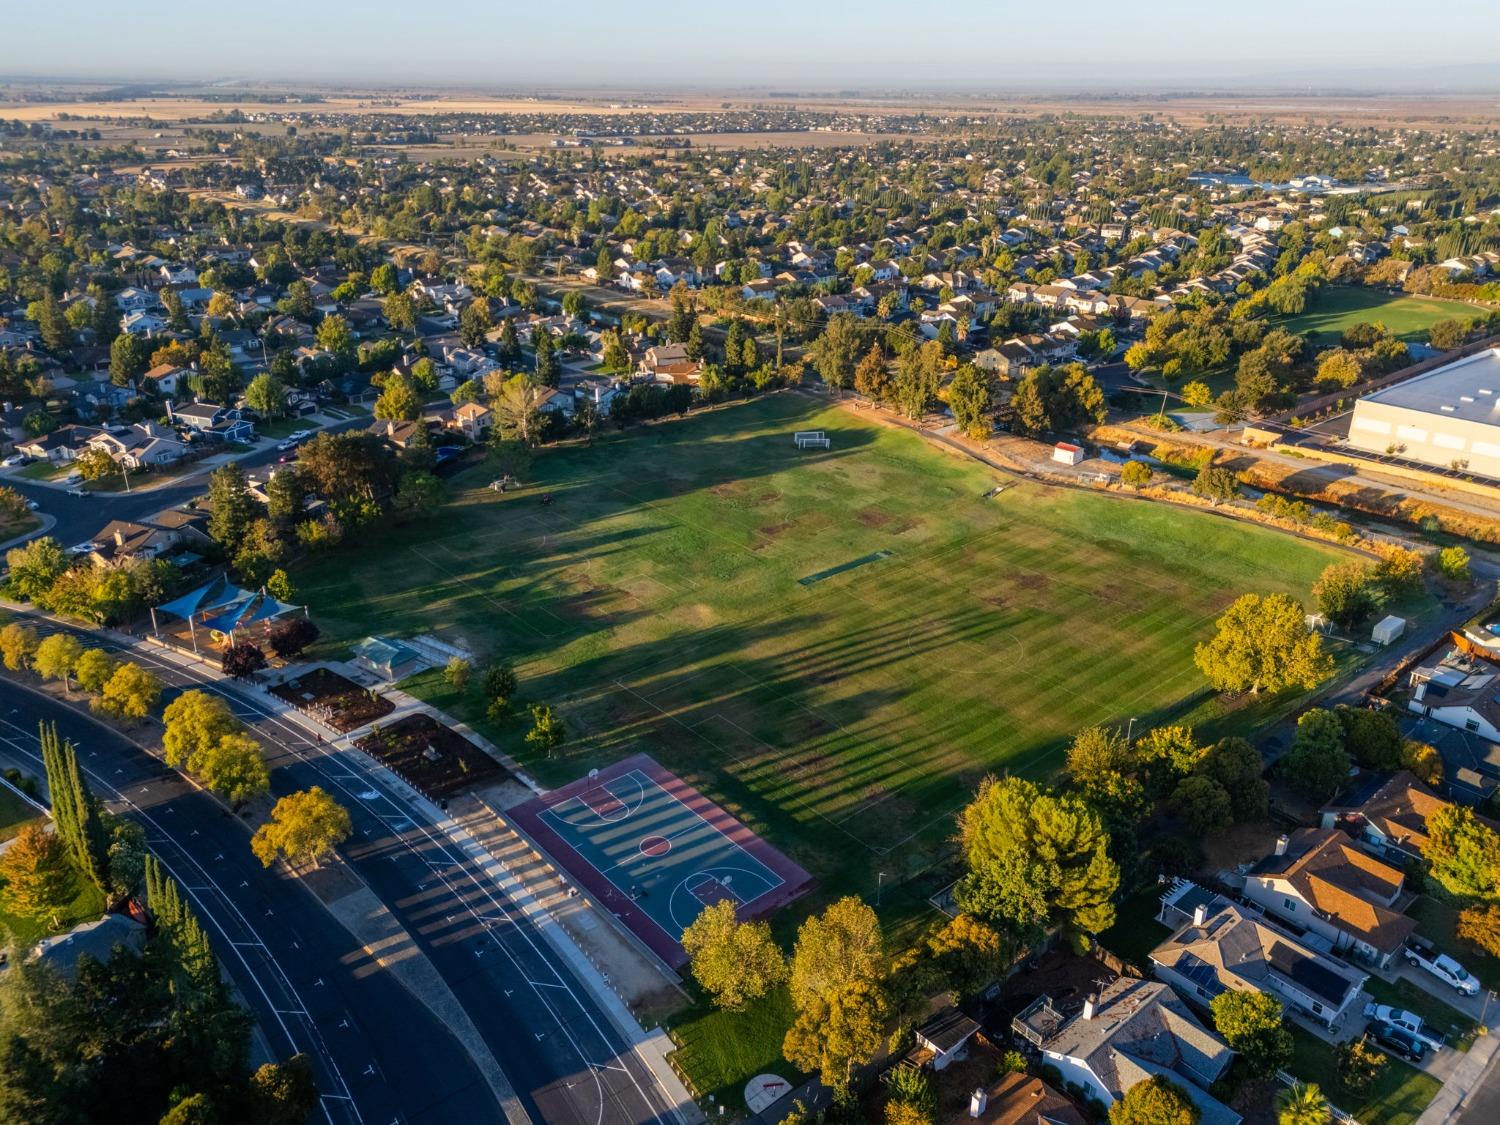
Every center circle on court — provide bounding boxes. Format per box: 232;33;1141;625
639;835;672;857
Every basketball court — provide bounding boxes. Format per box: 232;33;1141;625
509;753;812;968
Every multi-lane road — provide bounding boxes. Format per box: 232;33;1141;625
3;617;685;1125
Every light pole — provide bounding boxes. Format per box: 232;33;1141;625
1126;717;1136;746
1482;989;1496;1028
877;871;887;906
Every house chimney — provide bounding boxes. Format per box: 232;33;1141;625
1082;993;1098;1020
1192;902;1208;927
1275;834;1290;857
969;1089;988;1118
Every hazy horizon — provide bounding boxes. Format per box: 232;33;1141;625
5;0;1500;94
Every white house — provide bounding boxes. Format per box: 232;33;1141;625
1152;881;1366;1030
1011;977;1239;1125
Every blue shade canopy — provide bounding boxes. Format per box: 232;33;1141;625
155;575;249;621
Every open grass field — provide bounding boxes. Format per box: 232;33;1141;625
1280;285;1481;346
300;394;1348;931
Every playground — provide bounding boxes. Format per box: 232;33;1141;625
510;754;811;967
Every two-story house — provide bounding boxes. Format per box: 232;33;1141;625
1319;770;1494;866
168;402;254;443
1011;977;1239;1125
1151;881;1366;1030
1242;828;1415;968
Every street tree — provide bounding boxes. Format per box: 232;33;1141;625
1312;561;1380;628
808;313;867;393
947;363;993;439
163;690;239;769
957;776;1118;937
194;732;271;809
94;662;161;720
251;787;352;870
72;649;118;694
0;622;39;671
789;896;884;1007
5;537;68;602
32;633;83;691
75;447;115;482
681;899;786;1011
525;704;565;759
244;372;289;420
373;372;421;421
0;824;74;926
1194;593;1332;695
782;981;887;1094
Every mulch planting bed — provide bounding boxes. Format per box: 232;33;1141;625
355;713;504;798
271;667;395;733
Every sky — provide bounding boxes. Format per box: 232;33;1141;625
5;0;1500;91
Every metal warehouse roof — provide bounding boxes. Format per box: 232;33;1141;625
1363;347;1500;425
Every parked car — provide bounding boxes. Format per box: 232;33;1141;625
1405;937;1480;996
1369;1021;1429;1063
24;500;38;511
1363;1004;1443;1049
0;454;28;468
65;488;87;498
276;439;297;452
66;541;95;556
287;429;313;442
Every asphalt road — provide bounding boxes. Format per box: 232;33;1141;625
3;416;368;549
0;677;502;1125
19;617;682;1125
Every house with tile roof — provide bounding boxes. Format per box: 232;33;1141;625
1151;881;1366;1030
1011;976;1239;1125
954;1072;1086;1125
1243;828;1415;968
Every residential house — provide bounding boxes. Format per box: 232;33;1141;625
120;310;169;336
1151;881;1366;1030
32;914;146;981
141;363;189;396
84;519;183;567
912;1005;982;1072
448;402;493;441
14;425;100;464
1320;769;1495;866
1408;648;1500;740
168;402;254;443
86;423;190;470
367;418;427;449
1243;828;1416;968
957;1072;1086;1125
1011;977;1239;1125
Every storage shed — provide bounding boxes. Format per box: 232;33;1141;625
1373;615;1406;646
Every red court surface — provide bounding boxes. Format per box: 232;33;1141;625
509;753;812;968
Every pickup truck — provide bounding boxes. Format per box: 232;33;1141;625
1363;1003;1445;1050
1405;937;1481;996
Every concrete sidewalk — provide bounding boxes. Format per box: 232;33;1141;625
1418;1031;1499;1124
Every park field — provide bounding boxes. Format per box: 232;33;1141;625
298;393;1349;926
1281;285;1481;345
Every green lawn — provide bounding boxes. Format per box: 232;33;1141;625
1279;285;1481;346
0;782;43;843
1096;884;1171;970
0;875;107;948
667;988;801;1109
299;393;1348;926
1289;1026;1440;1125
15;460;69;481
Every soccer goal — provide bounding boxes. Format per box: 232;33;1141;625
794;430;831;449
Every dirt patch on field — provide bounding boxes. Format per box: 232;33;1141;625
858;507;893;528
756;520;794;539
1014;571;1053;593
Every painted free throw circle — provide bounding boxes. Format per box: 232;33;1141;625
639;835;671;857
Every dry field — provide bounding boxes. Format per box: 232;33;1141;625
4;87;1499;130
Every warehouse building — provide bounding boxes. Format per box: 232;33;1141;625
1347;346;1500;477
